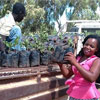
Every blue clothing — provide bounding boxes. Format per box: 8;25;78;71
0;12;25;51
6;25;25;51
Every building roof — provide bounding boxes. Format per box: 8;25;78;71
75;22;100;29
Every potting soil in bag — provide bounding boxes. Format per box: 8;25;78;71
11;51;19;67
52;46;64;63
18;50;30;67
30;50;40;67
62;47;74;64
0;51;2;67
1;51;19;67
53;46;74;64
40;51;52;65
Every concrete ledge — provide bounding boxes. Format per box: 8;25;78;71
0;65;68;100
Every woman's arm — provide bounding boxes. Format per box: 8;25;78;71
65;52;100;82
58;63;73;78
75;58;100;82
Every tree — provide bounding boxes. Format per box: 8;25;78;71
1;0;100;35
19;0;56;35
36;0;100;33
0;0;56;35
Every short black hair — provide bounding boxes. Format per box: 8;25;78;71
77;34;100;57
12;2;26;16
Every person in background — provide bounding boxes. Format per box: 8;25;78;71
57;34;100;100
0;2;26;51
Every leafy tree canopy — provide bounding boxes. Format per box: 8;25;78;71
0;0;100;35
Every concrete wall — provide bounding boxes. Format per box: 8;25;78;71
0;64;69;100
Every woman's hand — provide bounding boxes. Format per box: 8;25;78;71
56;62;63;67
64;52;77;66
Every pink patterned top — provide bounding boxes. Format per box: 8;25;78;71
65;55;100;99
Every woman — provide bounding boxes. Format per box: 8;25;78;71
57;34;100;100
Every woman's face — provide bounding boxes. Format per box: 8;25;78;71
83;38;98;57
